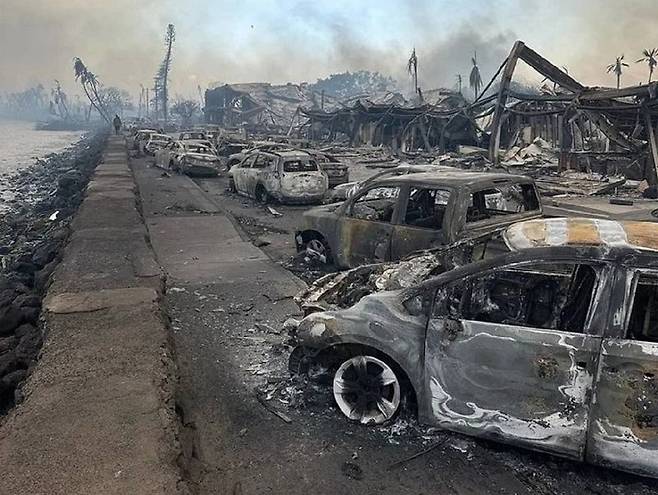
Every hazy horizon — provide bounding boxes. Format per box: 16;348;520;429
2;0;658;101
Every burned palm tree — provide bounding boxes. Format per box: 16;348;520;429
607;55;629;89
161;24;176;124
407;48;419;98
637;48;658;83
469;51;483;99
73;57;110;123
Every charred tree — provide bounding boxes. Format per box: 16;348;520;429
161;24;175;124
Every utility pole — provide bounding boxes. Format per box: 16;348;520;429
146;88;149;119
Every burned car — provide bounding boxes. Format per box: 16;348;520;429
155;140;221;177
295;169;542;268
143;133;173;156
228;150;328;204
132;129;158;154
290;217;658;478
178;130;207;141
305;150;349;187
226;142;292;169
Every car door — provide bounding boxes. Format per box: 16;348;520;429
233;155;256;195
337;185;400;267
390;186;452;260
424;259;609;460
586;268;658;477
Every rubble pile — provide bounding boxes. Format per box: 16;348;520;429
0;130;107;412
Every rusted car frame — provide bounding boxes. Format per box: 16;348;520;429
295;170;542;268
290;218;658;478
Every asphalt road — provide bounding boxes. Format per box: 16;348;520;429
133;155;658;495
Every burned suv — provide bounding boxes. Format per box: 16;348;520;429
290;217;658;479
295;169;542;268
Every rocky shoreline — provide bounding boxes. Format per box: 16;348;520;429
0;129;109;413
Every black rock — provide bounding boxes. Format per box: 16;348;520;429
13;294;41;308
0;351;17;376
20;307;40;324
0;306;22;336
14;323;36;339
15;330;41;365
0;369;26;390
0;336;16;354
32;243;58;267
34;259;58;293
10;261;37;274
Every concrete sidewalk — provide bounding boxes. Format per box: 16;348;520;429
0;137;184;494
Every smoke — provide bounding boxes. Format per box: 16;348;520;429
2;0;658;102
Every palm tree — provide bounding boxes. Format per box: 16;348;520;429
407;47;418;97
469;51;482;99
607;55;629;89
637;48;658;83
73;57;110;122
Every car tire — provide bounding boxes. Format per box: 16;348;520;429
333;355;402;425
255;185;270;204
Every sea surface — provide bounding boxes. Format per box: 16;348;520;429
0;119;84;209
0;119;84;176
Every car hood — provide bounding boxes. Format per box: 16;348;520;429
294;290;426;349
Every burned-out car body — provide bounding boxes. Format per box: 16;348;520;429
226;142;292;169
295;170;542;268
291;217;658;478
155;140;221;177
143;133;173;156
304;150;350;187
229;150;328;204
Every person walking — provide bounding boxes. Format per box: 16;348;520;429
113;114;122;135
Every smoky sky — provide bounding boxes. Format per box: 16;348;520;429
1;0;658;100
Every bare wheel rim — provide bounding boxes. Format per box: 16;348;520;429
333;355;401;425
306;239;327;259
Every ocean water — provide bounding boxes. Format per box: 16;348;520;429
0;119;84;176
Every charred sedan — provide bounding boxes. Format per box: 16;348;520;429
290;217;658;478
295;169;542;268
229;150;328;204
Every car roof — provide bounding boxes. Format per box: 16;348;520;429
149;134;171;139
372;169;533;188
504;217;658;254
260;150;312;159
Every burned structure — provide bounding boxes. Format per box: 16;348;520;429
487;41;658;183
300;91;477;152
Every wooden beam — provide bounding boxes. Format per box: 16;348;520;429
517;45;585;92
644;109;658;185
489;40;526;163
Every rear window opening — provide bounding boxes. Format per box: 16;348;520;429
283;160;318;173
628;273;658;343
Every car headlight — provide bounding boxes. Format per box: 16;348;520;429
294;312;336;345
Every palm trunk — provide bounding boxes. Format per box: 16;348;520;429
617;74;620;89
88;80;110;123
650;67;654;83
81;82;106;123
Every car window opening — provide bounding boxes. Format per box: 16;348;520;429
466;184;539;223
627;274;658;343
437;263;598;333
283;159;318;173
404;187;451;230
350;186;399;222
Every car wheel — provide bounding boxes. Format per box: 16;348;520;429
305;238;330;263
255;185;270;204
333;355;401;425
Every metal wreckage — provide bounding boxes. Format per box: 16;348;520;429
284;41;658;478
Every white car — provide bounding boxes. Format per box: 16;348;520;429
132;129;158;154
155;141;221;177
229;150;328;204
144;134;173;156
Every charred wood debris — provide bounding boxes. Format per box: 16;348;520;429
208;40;658;201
